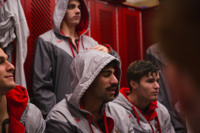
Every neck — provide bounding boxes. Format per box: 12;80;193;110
80;93;103;122
60;22;78;39
127;92;150;114
0;95;9;124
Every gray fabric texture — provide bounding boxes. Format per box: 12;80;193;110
32;0;120;118
113;93;175;133
46;50;134;133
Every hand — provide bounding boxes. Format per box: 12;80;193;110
91;45;109;53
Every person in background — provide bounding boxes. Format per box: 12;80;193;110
45;50;133;133
145;43;187;133
0;47;45;133
158;0;200;132
32;0;119;118
113;60;175;133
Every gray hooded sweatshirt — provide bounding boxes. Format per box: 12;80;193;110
145;44;187;133
113;87;175;133
45;50;134;133
32;0;120;118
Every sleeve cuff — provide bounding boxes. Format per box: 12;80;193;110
104;44;111;53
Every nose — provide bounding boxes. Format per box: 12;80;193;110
75;7;81;14
6;61;15;72
110;74;118;85
154;82;160;90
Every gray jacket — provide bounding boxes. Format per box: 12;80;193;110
113;88;175;133
46;50;134;133
32;0;119;118
145;44;187;133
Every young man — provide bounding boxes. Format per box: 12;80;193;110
0;47;45;133
32;0;119;118
158;0;200;132
45;50;133;133
113;60;175;133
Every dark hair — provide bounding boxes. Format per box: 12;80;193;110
105;60;118;69
126;60;159;91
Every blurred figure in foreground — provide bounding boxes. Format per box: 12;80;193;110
158;0;200;132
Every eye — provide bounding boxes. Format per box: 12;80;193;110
147;79;154;83
103;72;112;77
0;59;5;64
68;4;76;9
78;5;81;10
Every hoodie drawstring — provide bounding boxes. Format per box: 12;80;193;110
156;116;162;133
86;113;110;133
68;36;85;58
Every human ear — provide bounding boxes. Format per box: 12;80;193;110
130;80;138;90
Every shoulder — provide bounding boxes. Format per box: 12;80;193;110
156;101;171;123
107;102;130;121
25;103;46;133
107;102;134;132
82;35;98;47
37;30;60;44
156;101;170;116
46;99;73;123
39;30;54;40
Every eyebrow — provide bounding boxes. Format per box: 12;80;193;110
100;70;114;74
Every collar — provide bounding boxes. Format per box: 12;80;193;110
80;105;114;133
120;87;158;122
60;30;85;58
6;85;28;133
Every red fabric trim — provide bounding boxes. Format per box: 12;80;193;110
9;115;25;133
145;101;158;121
81;36;85;49
156;116;162;133
60;30;82;56
67;38;75;58
6;85;28;133
76;0;89;36
120;87;141;125
120;87;158;122
60;30;65;35
104;44;111;53
86;114;95;133
103;110;114;133
80;106;114;133
131;106;140;126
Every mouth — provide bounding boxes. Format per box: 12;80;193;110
153;92;159;95
5;75;14;78
74;16;80;19
106;86;117;95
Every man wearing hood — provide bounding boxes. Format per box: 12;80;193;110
45;50;134;133
0;47;45;133
113;60;175;133
32;0;119;118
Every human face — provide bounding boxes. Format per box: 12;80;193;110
136;72;160;102
63;0;81;26
87;66;118;103
0;48;15;95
